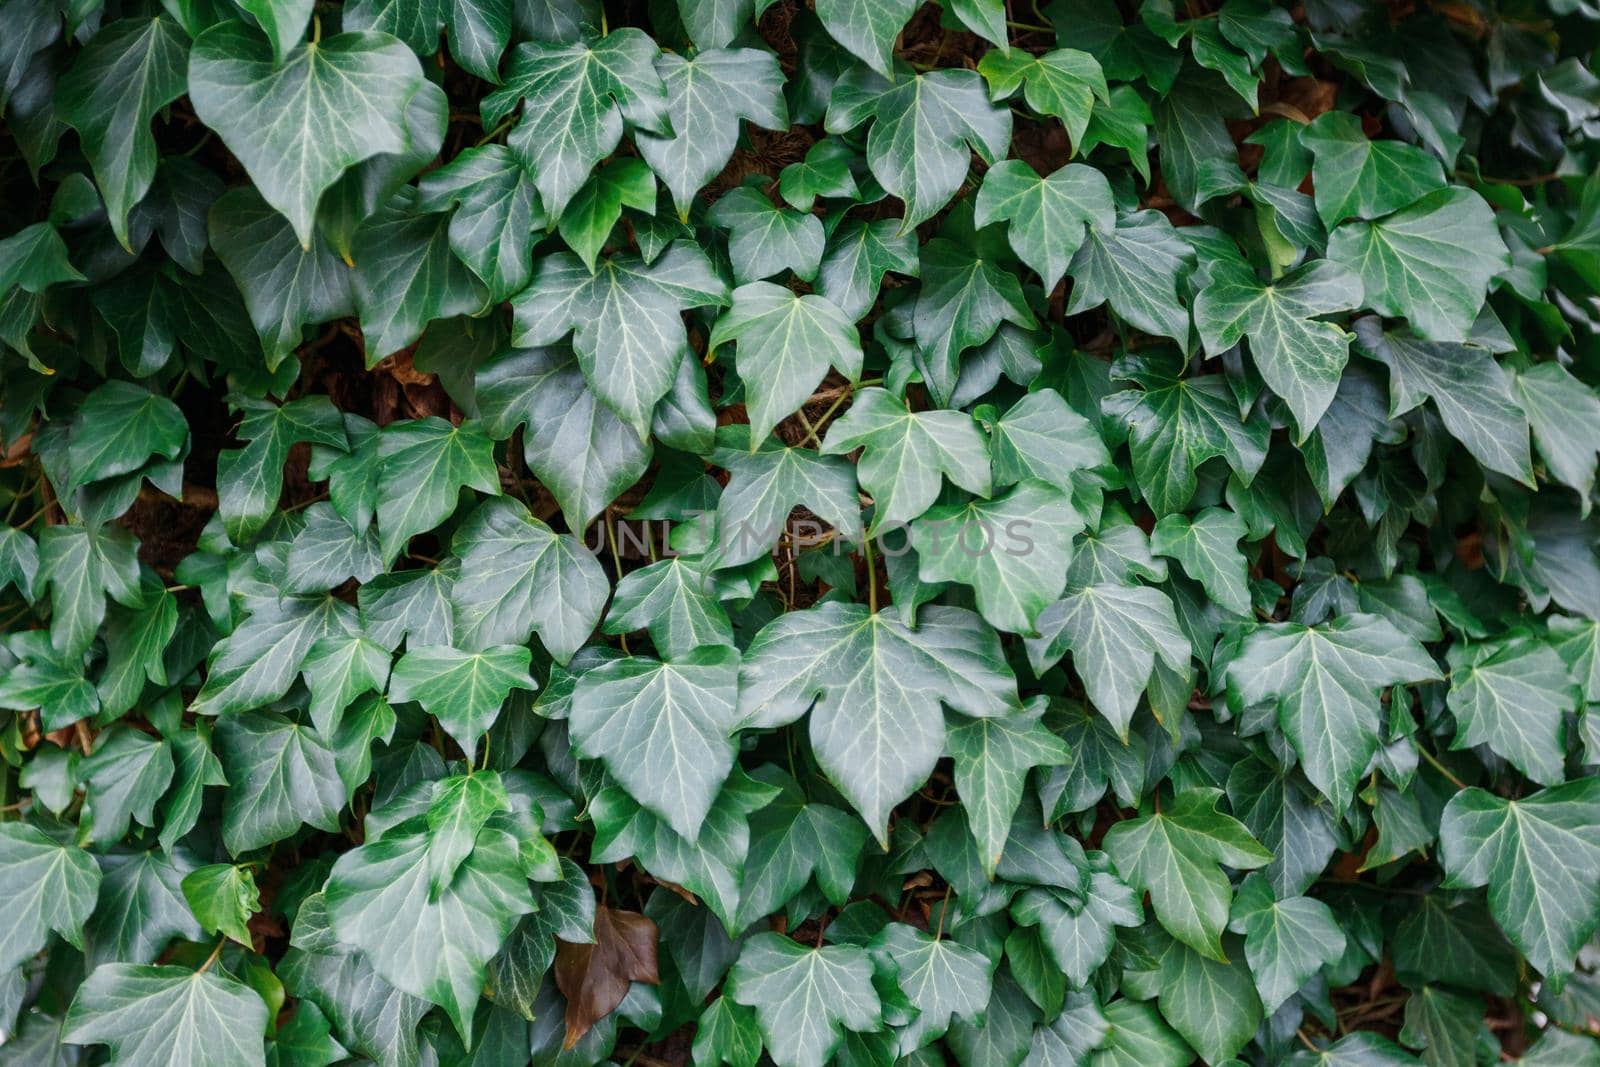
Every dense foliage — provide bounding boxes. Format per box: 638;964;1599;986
2;0;1600;1063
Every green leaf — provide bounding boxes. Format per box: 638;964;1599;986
710;430;863;567
820;387;990;530
603;557;734;661
1013;863;1142;987
1439;779;1600;989
484;30;667;220
1299;112;1446;228
0;822;101;972
216;711;345;855
193;594;356;716
448;496;609;663
738;601;1019;843
1353;319;1533;485
825;67;1011;229
84;848;204;966
558;158;656;272
1193;258;1363;439
375;417;500;561
987;387;1110;493
872;922;994;1053
710;282;862;443
79;725;174;845
637;48;788;218
301;633;391;736
978;48;1107;148
975;160;1114;292
189;24;426;249
947;700;1071;874
511;244;730;435
1025;578;1191;736
1066;211;1193;346
216;396;348;546
570;647;742;839
779;139;860;211
817;217;921;321
1225;613;1440;810
1106;354;1270;516
414;145;545;303
1151;507;1252;616
812;0;919;75
1513;362;1600;507
912;481;1085;635
708;186;826;284
1227;872;1345;1013
726;933;883;1067
388;644;536;760
325;813;534;1045
0;654;100;731
735;769;868;928
694;997;764;1067
1327;188;1509;343
1446;635;1576;787
1084;998;1191;1067
0;221;84;294
352;190;487;362
209;188;355;370
1150;932;1262;1064
38;522;140;660
64;964;269;1067
181;863;260;945
913;237;1038;400
1102;788;1271;960
342;0;510;82
56;16;189;249
425;772;512;896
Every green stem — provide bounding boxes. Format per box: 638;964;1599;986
863;530;878;615
1418;745;1469;790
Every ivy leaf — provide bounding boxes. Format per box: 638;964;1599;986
710;282;861;444
816;217;921;321
285;504;383;594
1102;789;1271;960
388;644;536;760
325;814;535;1044
1353;319;1533;485
974;160;1115;292
779;139;860;211
1227;873;1345;1013
637;48;788;218
375;417;500;562
1150;932;1262;1064
1439;779;1600;991
0;822;101;973
735;769;868;928
484;30;667;221
912;481;1085;635
56;16;189;249
425;772;512;897
977;47;1108;147
1104;354;1270;516
739;602;1017;842
342;0;510;82
414;145;546;303
0;655;98;731
558;158;656;273
216;712;345;856
552;903;659;1048
216;396;348;546
707;187;826;284
1327;188;1509;343
987;387;1110;492
726;933;883;1067
1013;862;1142;988
301;633;391;736
209;188;356;370
193;594;356;717
351;190;487;362
1193;258;1363;439
820;386;991;530
872;922;995;1053
38;523;140;660
477;346;649;533
570;647;741;839
710;430;862;568
1513;362;1600;507
603;557;734;662
1066;211;1193;346
913;237;1039;400
448;497;609;663
0;221;84;294
1298;112;1446;228
946;700;1071;874
181;864;260;946
825;67;1011;229
1446;635;1575;787
1025;578;1191;737
511;243;730;436
1225;613;1440;810
1150;507;1252;616
189;24;426;249
812;0;919;76
63;964;269;1067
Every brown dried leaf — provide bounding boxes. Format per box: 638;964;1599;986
554;904;659;1048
